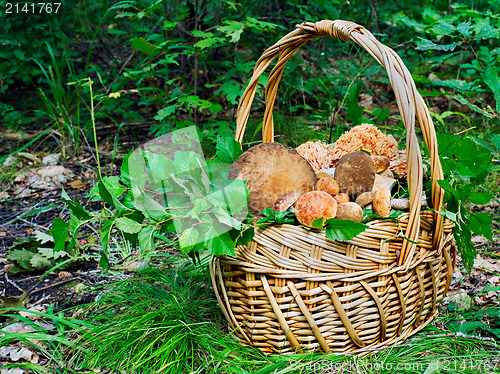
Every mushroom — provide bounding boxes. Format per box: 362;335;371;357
316;171;330;179
229;143;317;216
372;174;396;194
373;187;391;216
334;151;376;199
355;191;374;207
335;193;350;204
335;202;364;223
371;155;390;173
315;177;340;197
273;191;300;212
295;191;337;228
378;168;394;178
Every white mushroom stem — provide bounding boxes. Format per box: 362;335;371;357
391;193;428;210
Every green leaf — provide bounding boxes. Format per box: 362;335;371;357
324;219;368;242
235;227;255;246
194;37;224;50
218;20;244;43
454;95;496;118
469;212;493;241
207;231;236;257
61;189;92;220
154;105;177;121
215;136;243;163
115;217;143;234
457;21;473;37
311;217;325;230
179;227;200;252
469;191;492;205
7;249;35;271
416;37;460;51
131;37;160;57
52;218;69;253
138;226;156;254
99;220;113;271
431;21;456;36
30;253;53;270
482;67;500;113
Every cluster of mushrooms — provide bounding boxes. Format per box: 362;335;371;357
228;124;419;229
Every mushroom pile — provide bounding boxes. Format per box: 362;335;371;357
229;140;404;229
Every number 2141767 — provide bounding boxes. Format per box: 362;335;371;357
5;3;61;14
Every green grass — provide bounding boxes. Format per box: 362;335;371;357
2;258;499;374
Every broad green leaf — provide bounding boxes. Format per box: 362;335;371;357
138;226;156;254
52;218;69;253
400;17;427;31
469;191;492;205
62;188;92;220
429;78;477;92
191;30;213;38
213;206;242;230
194;37;224;50
100;220;113;254
416;37;460;51
30;253;53;270
431;21;456;36
179;227;200;252
6;249;35;270
218;20;244;42
206;231;236;257
215;136;243;163
469;212;493;241
34;231;54;244
154;105;177;121
482;67;500;113
457;21;473;37
454;95;496;118
115;217;143;234
324;219;368;242
131;37;160;57
311;217;325;230
215;80;243;105
235;227;255;246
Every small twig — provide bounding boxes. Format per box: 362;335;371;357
5;274;24;293
30;277;81;295
454;126;476;135
16;217;48;231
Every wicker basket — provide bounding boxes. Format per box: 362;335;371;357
209;20;456;355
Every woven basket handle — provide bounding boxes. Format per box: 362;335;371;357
234;20;446;268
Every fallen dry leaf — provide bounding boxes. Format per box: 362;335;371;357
474;256;500;273
58;271;73;280
9;347;33;362
67;179;85;189
18;306;46;320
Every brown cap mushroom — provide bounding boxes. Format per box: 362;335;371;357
315;177;340;197
371;155;390;173
273;191;300;212
229;143;317;215
334;151;376;199
295;191;337;228
335;202;364;223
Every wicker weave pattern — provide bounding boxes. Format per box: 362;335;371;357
210;20;456;355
